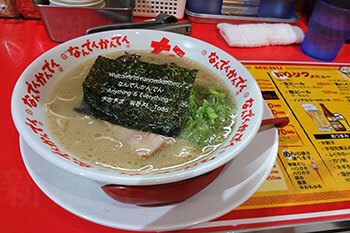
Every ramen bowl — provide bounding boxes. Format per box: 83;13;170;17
11;29;263;205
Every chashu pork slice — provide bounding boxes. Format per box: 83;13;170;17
106;122;166;159
75;102;167;159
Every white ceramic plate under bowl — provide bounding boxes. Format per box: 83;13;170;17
20;103;278;232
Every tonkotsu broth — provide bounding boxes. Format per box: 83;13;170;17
44;51;233;172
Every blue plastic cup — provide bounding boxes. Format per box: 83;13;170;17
257;0;297;19
301;0;350;62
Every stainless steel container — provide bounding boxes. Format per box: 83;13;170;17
33;0;134;42
222;0;261;16
186;9;300;24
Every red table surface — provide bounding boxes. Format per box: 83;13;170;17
1;15;350;233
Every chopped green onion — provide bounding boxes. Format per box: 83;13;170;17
181;85;236;147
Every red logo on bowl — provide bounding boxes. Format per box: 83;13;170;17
65;36;130;59
21;59;62;108
208;52;247;95
219;97;255;153
150;37;185;57
24;117;92;168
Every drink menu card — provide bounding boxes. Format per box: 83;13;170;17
179;62;350;232
243;63;350;205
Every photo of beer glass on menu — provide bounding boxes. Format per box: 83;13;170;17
301;103;332;132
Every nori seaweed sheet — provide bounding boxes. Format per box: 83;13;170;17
81;56;198;137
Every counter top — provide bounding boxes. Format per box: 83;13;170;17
1;16;350;233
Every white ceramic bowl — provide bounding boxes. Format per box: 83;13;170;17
11;29;263;186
